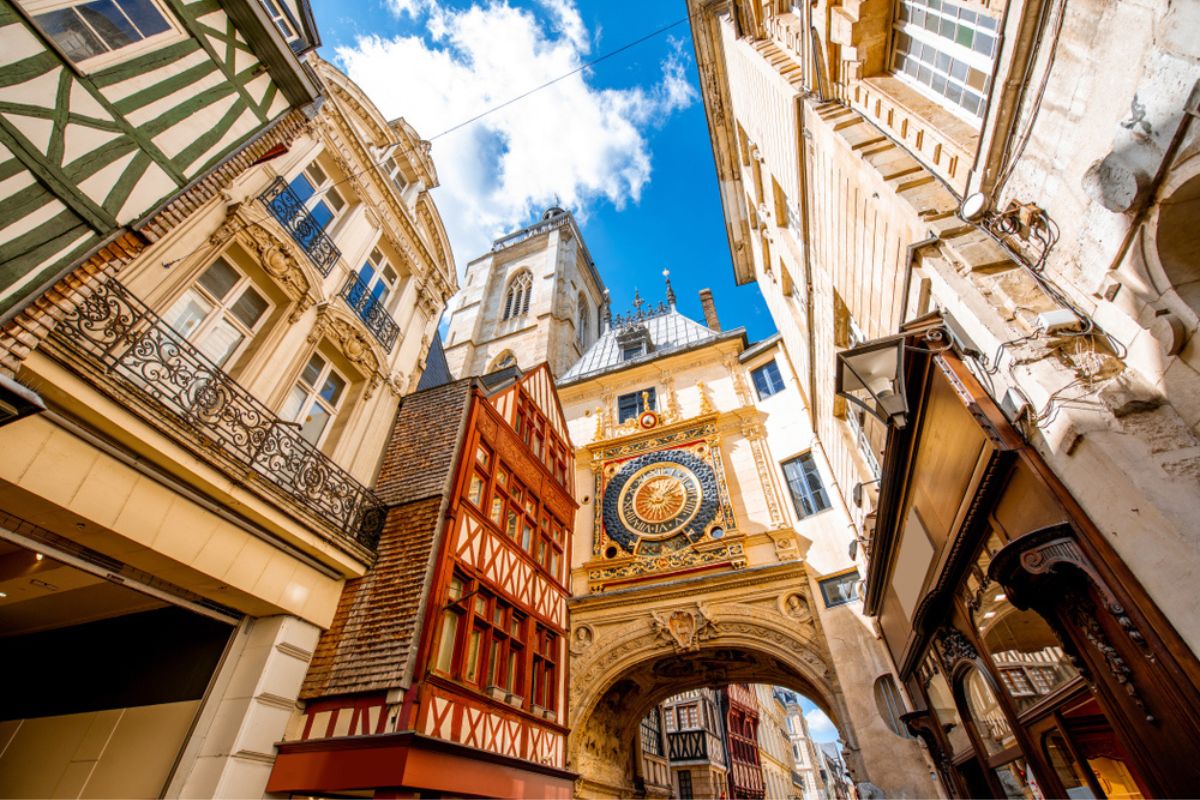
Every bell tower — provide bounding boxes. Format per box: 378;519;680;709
443;207;608;379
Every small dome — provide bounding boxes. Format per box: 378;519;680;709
542;206;566;220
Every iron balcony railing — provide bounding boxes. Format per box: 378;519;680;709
340;274;401;353
259;176;341;276
50;278;385;552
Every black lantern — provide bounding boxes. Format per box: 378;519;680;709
835;334;910;428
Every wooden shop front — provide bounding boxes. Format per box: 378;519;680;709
864;327;1200;798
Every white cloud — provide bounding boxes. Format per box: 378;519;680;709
334;0;695;275
805;708;839;742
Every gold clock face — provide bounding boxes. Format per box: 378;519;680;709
616;462;702;539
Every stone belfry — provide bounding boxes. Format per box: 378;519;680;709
443;206;609;378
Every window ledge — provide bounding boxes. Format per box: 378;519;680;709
850;75;980;194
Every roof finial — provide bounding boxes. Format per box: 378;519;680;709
663;268;676;307
632;289;645;313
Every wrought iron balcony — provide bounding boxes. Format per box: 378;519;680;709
49;278;385;553
340;274;401;353
259;176;341;276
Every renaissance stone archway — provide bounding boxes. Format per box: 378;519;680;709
568;563;861;798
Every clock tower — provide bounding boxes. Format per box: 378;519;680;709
443;207;609;379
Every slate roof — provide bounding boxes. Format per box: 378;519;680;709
301;378;474;699
559;305;745;385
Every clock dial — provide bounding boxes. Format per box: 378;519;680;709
601;448;720;555
617;463;702;539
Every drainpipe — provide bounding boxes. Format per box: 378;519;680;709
796;103;819;429
900;235;941;327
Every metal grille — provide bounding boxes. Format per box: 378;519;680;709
259;176;341;276
51;278;384;551
340;273;401;353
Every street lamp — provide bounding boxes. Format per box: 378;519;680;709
0;374;45;428
835;334;910;429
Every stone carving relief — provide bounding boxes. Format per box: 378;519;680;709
571;624;595;655
209;201;317;321
651;604;719;653
780;592;816;638
308;305;391;399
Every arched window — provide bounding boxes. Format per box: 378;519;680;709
488;350;517;371
873;675;912;738
577;293;589;345
502;271;532;320
1156;173;1200;317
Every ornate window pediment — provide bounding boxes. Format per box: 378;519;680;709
307;304;398;399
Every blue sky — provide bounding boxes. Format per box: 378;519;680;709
310;0;776;342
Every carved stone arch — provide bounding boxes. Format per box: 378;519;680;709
487;350;517;372
307;304;394;399
209;201;320;321
568;600;851;797
1137;146;1200;330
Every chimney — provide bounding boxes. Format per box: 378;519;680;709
699;288;721;331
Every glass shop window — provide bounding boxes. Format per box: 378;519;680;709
918;653;970;755
961;666;1016;757
963;533;1080;712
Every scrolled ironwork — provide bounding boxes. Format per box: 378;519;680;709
259;176;341;276
51;278;384;551
340;274;401;353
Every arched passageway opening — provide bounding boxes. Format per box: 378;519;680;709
568;599;861;798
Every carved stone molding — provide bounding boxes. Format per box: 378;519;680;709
743;423;787;528
210;201;317;321
650;604;719;652
307;305;390;399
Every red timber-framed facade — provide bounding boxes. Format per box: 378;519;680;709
267;363;577;798
722;683;765;800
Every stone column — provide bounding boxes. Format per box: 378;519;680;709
166;615;320;799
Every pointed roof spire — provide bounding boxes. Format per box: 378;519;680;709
663;269;676;307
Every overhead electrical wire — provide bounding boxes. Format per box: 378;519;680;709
161;12;691;270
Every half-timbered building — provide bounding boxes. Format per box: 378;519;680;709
267;362;577;798
0;0;323;339
0;44;456;797
723;683;766;799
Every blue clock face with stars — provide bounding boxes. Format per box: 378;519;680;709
601;449;720;556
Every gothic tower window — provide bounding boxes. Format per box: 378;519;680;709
577;292;589;346
502;271;532;320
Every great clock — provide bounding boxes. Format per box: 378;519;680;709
601;449;720;556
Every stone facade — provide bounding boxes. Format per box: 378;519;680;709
689;0;1200;795
557;293;933;797
0;50;455;798
443;207;607;379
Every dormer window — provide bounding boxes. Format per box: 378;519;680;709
616;323;652;361
259;0;301;46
